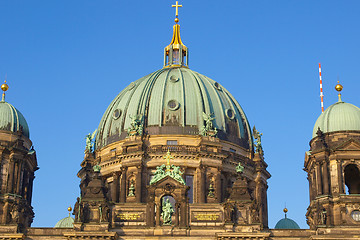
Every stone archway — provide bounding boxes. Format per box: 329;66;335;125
146;176;189;228
344;164;360;194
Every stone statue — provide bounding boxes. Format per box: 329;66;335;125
73;197;81;222
320;208;327;225
128;180;135;196
161;198;174;225
171;165;186;185
85;129;97;153
236;162;244;174
127;114;143;136
102;205;110;222
93;164;101;173
208;182;215;198
150;164;166;185
252;126;263;155
200;112;218;137
150;164;186;185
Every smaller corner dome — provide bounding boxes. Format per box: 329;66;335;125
312;101;360;138
275;217;300;229
0;101;29;138
54;216;74;228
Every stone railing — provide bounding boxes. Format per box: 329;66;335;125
147;145;199;154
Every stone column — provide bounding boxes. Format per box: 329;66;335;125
337;160;344;194
120;167;127;203
136;165;142;203
155;200;161;226
180;200;187;227
197;165;205;203
7;158;15;193
308;173;313;201
146;200;155;227
16;162;23;195
111;172;119;203
315;162;323;196
322;161;329;195
175;203;180;226
28;174;34;204
215;169;221;203
2;201;9;224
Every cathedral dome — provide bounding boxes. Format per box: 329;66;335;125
0;99;30;138
54;216;74;228
95;67;252;150
312;101;360;138
274;208;300;229
274;217;300;229
55;207;74;228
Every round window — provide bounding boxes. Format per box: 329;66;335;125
351;210;360;221
167;100;180;111
214;82;221;90
113;109;122;120
170;75;179;82
226;109;235;120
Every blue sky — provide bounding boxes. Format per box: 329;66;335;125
0;0;360;228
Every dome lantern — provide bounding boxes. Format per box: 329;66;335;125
163;1;188;68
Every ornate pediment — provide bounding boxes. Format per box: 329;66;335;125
334;139;360;151
149;151;186;185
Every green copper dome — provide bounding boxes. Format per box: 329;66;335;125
274;216;300;229
312;101;360;138
0;100;29;138
96;67;253;150
54;215;74;228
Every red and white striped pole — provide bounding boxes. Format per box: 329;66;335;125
319;63;324;113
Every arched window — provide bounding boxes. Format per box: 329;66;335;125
344;164;360;194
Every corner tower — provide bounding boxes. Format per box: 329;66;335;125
0;81;38;232
305;82;360;231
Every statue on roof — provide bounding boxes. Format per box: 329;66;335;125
236;162;244;174
200;112;218;137
127;114;143;136
85;129;97;153
253;126;263;155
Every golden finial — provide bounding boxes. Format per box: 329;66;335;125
283;207;288;214
68;206;72;217
164;1;188;68
164;150;174;172
335;80;343;102
1;78;9;102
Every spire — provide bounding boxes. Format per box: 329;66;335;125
164;1;188;68
335;80;343;102
1;77;9;102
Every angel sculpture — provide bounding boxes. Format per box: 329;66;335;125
252;126;263;155
200;112;218;137
85;129;97;153
127;114;143;136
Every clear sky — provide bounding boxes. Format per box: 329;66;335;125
0;0;360;229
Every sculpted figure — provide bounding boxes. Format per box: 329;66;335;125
252;126;263;155
85;129;97;153
171;165;186;185
200;112;217;137
161;198;174;225
127;115;143;136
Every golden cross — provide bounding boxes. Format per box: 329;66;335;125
164;150;173;166
172;1;182;17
